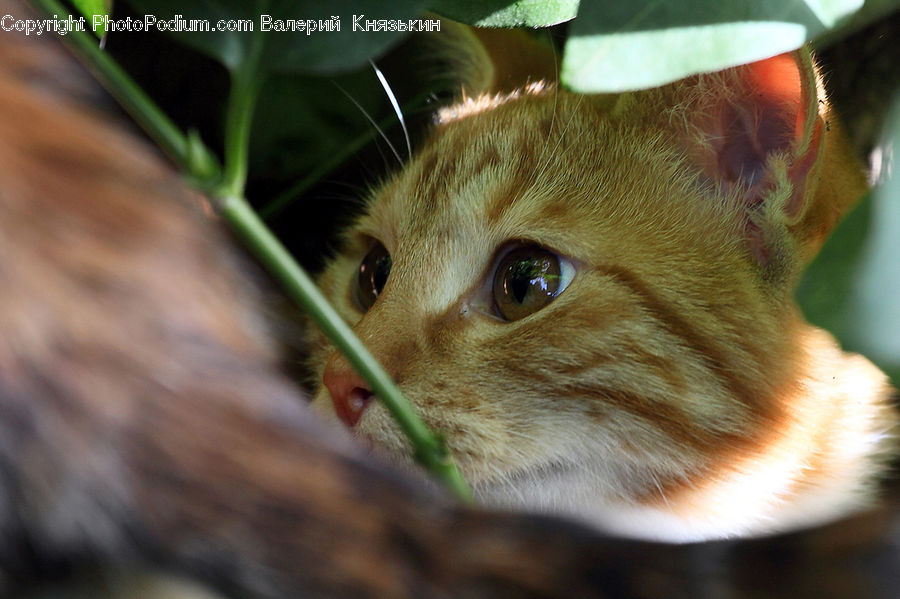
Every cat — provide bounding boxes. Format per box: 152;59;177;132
308;24;900;542
0;10;639;597
3;2;900;597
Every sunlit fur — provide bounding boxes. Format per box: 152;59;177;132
308;26;898;541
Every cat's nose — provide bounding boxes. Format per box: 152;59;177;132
322;356;374;427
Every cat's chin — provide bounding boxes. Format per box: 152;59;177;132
468;461;753;543
474;471;719;543
345;423;738;542
471;456;875;544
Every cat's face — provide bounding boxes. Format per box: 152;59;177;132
308;85;800;526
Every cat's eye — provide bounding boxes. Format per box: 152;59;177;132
492;245;575;321
355;242;392;310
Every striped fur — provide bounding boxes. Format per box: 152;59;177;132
309;27;898;541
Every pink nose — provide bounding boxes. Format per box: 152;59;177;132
322;358;374;427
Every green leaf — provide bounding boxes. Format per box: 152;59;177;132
122;0;427;73
844;99;900;384
798;97;900;386
803;0;863;27
815;0;900;47
797;194;871;345
71;0;110;37
249;68;392;186
429;0;578;26
562;0;864;92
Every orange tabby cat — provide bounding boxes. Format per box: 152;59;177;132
309;26;899;541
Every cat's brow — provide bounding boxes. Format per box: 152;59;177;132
483;105;581;227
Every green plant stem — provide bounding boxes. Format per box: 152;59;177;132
219;194;473;502
221;30;265;197
27;0;218;182
213;29;472;502
30;0;472;502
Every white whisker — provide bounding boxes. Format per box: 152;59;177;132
534;93;585;186
504;428;540;443
332;80;403;167
545;35;560;148
652;474;671;508
371;60;412;159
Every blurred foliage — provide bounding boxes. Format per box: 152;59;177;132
429;0;578;26
796;195;872;347
70;0;108;35
124;0;425;73
563;0;865;92
799;100;900;385
98;0;899;383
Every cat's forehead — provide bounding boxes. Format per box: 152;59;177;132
362;93;608;245
355;88;697;263
347;85;740;321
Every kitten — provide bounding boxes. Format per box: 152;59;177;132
4;4;900;596
309;25;899;541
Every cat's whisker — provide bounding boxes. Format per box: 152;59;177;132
321;179;379;205
370;60;412;160
365;140;393;182
544;33;560;148
544;85;559;149
504;428;541;443
532;93;586;189
475;461;515;491
652;475;671;508
332;80;404;167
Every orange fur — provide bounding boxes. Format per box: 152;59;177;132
309;26;897;541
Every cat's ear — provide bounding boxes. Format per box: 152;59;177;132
676;48;864;281
434;20;558;95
